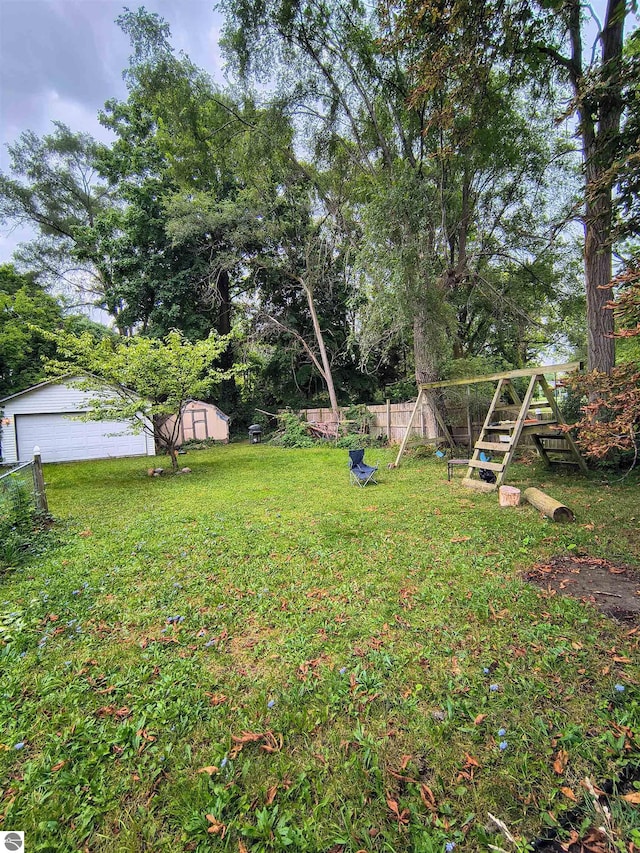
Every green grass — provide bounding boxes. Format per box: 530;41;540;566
1;444;639;852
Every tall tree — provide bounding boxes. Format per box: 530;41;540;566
0;123;113;312
392;0;636;374
523;0;629;373
219;0;579;388
110;8;353;418
0;264;108;399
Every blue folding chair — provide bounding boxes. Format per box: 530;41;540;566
348;449;378;486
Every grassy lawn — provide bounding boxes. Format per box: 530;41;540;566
1;444;639;852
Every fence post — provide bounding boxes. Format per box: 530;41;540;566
386;399;391;443
32;446;49;514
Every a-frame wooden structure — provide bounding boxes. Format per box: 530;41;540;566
394;362;588;490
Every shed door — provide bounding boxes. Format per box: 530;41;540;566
15;413;146;463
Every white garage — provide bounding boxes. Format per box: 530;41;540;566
0;378;156;464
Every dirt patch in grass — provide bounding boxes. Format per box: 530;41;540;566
525;555;640;622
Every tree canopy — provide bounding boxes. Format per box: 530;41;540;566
0;2;638;426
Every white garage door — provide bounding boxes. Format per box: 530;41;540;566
15;413;148;463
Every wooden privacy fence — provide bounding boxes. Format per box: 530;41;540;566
299;400;438;445
300;397;561;449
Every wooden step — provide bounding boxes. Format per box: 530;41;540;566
485;424;515;431
467;459;505;472
475;440;511;452
462;477;497;492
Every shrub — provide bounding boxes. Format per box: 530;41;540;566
269;413;316;448
0;480;41;570
562;363;640;469
342;404;375;435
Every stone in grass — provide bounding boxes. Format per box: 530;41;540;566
181;467;192;474
154;467;164;475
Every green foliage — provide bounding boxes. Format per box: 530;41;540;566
342;403;374;434
335;433;381;449
44;328;240;469
268;412;316;448
0;123;112;295
0;264;108;399
0;479;46;571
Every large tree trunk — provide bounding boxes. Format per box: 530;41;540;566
413;312;438;384
570;0;625;374
584;187;616;372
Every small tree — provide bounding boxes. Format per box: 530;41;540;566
45;329;237;470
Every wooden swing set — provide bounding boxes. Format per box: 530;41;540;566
394;361;588;491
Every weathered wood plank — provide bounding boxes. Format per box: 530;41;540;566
466;459;505;472
461;477;497;492
475;440;511;452
419;362;582;391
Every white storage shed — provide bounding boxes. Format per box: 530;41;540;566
0;378;156;464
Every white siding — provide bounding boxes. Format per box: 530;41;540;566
1;378;155;464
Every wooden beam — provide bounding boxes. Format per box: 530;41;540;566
467;459;505;472
394;389;424;467
536;376;589;475
418;361;582;391
428;392;455;449
461;477;497;493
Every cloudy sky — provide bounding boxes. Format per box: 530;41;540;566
0;0;226;262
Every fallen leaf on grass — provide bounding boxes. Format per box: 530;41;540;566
386;796;410;825
265;784;278;805
560;830;580;851
553;749;568;774
205;693;228;706
231;731;264;745
457;754;481;781
560;786;577;801
198;766;219;776
450;536;471;543
78;529;92;537
206;815;226;837
622;791;640;804
474;714;487;725
96;706;130;719
420;784;437;811
238;842;249;853
581;827;610;853
230;730;282;759
50;760;66;772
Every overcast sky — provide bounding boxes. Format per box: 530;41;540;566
0;0;226;262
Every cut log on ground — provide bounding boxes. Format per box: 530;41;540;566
307;421;339;439
523;487;575;523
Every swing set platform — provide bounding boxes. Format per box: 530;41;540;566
394;362;588;490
